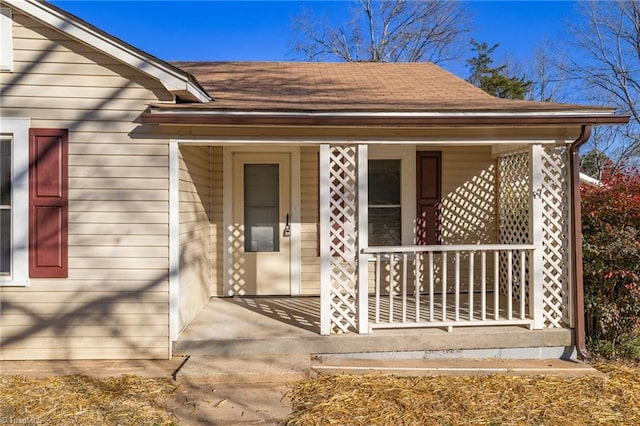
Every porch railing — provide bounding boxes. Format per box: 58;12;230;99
361;244;537;332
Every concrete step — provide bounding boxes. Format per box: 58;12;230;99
173;354;311;384
172;353;603;386
173;326;573;358
310;356;605;378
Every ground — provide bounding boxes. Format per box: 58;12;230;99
1;359;639;425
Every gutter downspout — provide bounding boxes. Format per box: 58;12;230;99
569;124;592;361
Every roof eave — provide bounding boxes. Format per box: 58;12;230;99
5;0;211;103
140;110;631;127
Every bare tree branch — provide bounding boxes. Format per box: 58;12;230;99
558;0;640;172
290;0;472;64
523;41;568;102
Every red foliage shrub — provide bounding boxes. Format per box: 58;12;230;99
581;166;640;357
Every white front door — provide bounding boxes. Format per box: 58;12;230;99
228;153;291;295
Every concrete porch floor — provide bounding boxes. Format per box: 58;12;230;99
174;297;575;359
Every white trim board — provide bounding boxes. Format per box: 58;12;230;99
173;138;575;146
168;142;180;342
0;117;30;287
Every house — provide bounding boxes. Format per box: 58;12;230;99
580;173;602;187
0;0;629;361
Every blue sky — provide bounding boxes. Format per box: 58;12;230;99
50;1;576;79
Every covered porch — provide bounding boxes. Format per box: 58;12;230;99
146;62;629;361
171;139;576;349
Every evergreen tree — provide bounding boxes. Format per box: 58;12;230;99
467;40;532;100
581;148;613;180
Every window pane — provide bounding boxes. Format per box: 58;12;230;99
0;138;10;206
0;209;9;274
0;138;9;275
244;164;279;252
368;159;401;246
369;207;401;246
369;159;400;205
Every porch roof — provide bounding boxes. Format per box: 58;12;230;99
143;62;629;127
164;61;556;112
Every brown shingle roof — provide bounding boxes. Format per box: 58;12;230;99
161;61;613;113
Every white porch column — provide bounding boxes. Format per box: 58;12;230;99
320;144;331;335
537;146;572;328
529;144;545;329
357;145;369;334
319;144;365;335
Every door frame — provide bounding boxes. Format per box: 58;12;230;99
223;146;301;296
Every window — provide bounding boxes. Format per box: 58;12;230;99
244;163;279;252
368;159;402;246
0;8;13;71
0;118;29;286
1;137;11;275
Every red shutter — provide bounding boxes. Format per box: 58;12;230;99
416;151;441;245
29;128;68;278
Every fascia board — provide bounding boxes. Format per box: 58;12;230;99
141;110;630;127
5;0;210;102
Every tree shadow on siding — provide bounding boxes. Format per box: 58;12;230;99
0;13;181;360
1;268;174;360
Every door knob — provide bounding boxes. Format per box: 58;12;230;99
283;213;291;237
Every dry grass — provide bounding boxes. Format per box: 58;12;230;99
0;374;176;426
1;362;639;425
286;362;640;425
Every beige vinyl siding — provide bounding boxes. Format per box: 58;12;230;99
437;146;497;291
6;13;172;102
300;147;320;295
0;12;172;360
177;145;213;334
438;146;497;245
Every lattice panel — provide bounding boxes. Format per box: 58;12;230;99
497;152;530;303
328;145;358;333
226;224;247;296
540;146;570;327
